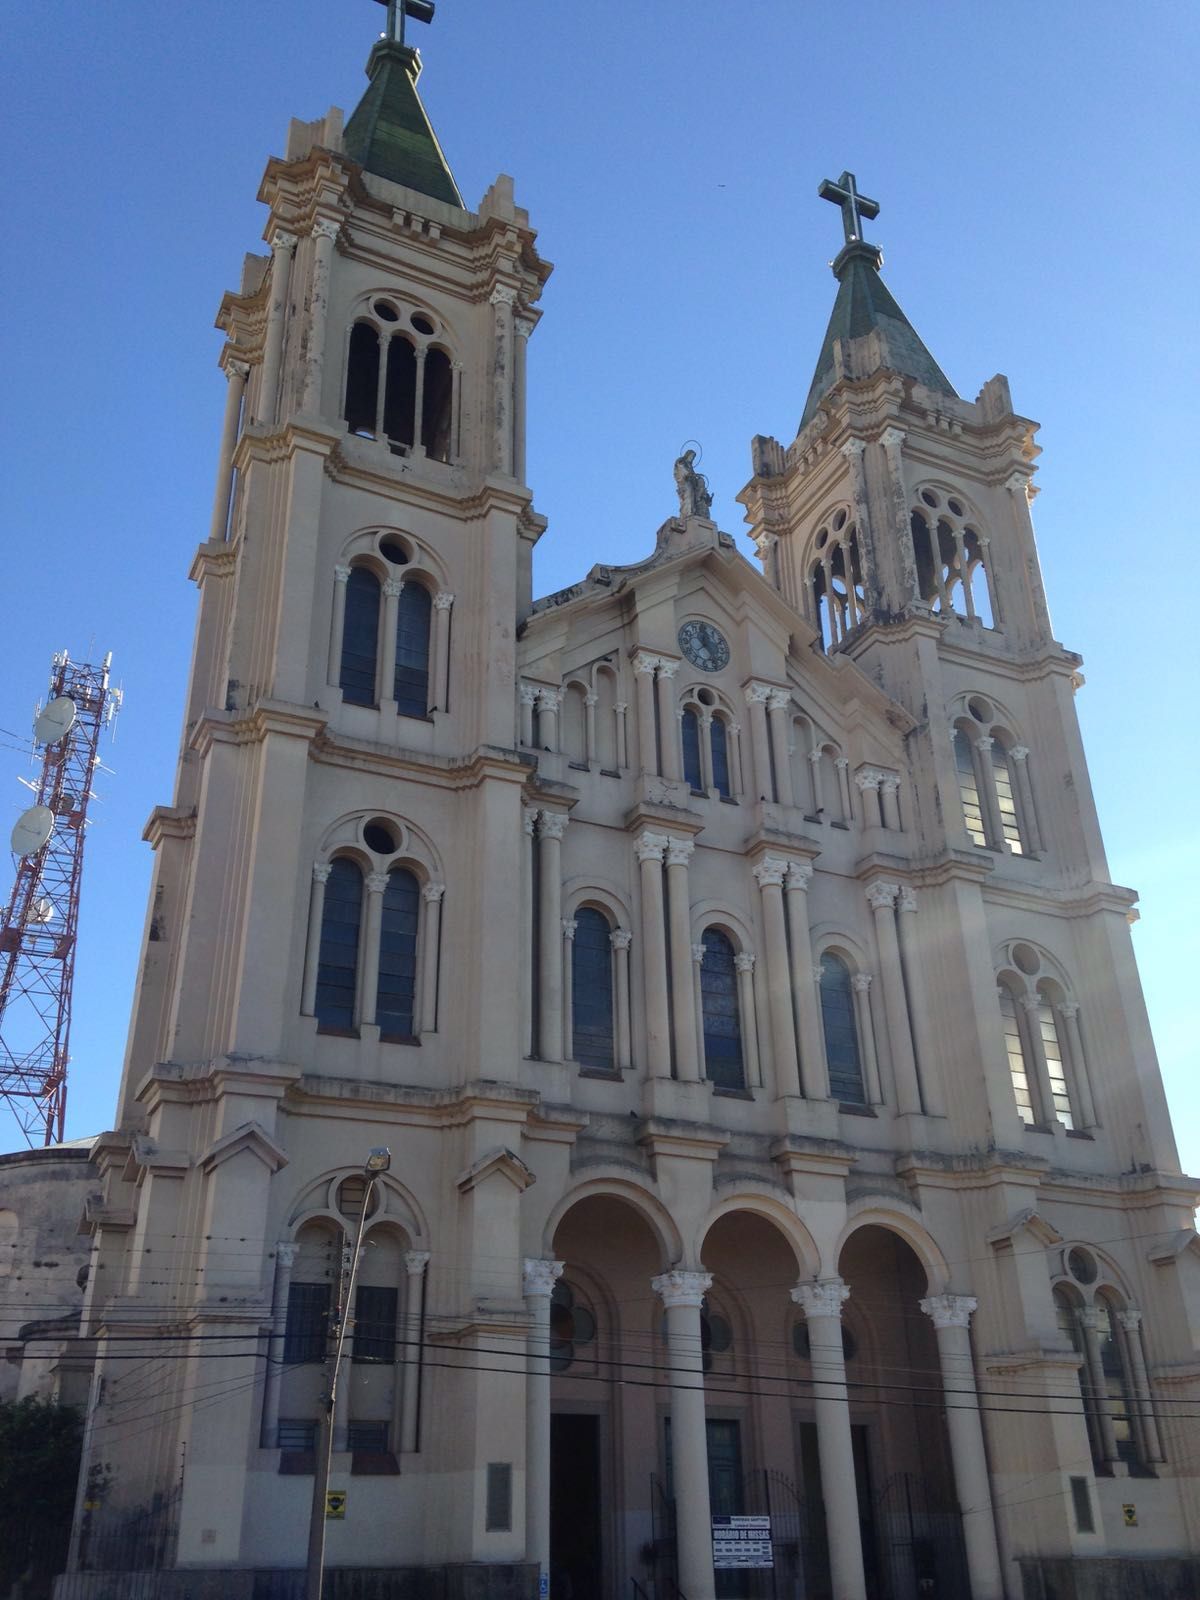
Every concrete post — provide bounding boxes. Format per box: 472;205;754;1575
513;313;534;481
635;832;671;1076
521;807;537;1057
656;660;682;781
519;683;538;747
653;1270;715;1600
301;864;331;1017
850;974;883;1105
1019;993;1061;1127
634;654;659;774
209;358;249;543
854;769;884;828
523;1258;564;1591
880;774;902;831
767;691;794;805
753;857;801;1098
734;952;762;1088
399;1250;430;1454
1008;745;1043;853
611;929;633;1069
1077;1308;1120;1465
537;814;567;1060
865;883;922;1115
379;579;404;707
358;872;388;1028
561;918;578;1060
432;592;454;712
666;839;700;1080
784;862;829;1099
327;565;351;688
257;231;296;425
537;688;561;752
1058;1001;1097;1129
920;1295;1005;1600
744;684;774;800
420;884;444;1034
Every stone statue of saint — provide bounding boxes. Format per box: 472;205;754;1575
673;449;713;519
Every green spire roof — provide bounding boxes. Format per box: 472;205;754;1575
343;40;464;208
800;241;956;427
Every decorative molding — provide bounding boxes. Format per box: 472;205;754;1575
536;687;562;710
311;218;341;243
333;564;352;583
634;830;669;863
489;284;518;308
734;952;756;974
382;578;405;598
423;882;446;904
865;882;899;911
652;1269;712;1309
897;887;918;914
855;768;882;791
880;427;906;451
691;943;707;964
766;689;791;712
786;861;814;891
433;591;455;610
610;929;633;951
522;1257;565;1297
920;1293;977;1330
270;230;298;254
791;1278;850;1319
198;1120;289;1177
312;862;332;885
753;855;790;889
665;838;695;867
366;871;389;894
1116;1307;1143;1333
404;1249;431;1277
518;682;540;706
841;439;867;461
744;683;772;705
851;972;872;994
539;812;569;841
1009;744;1029;762
561;918;578;940
457;1146;535;1195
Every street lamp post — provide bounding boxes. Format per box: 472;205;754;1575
304;1147;392;1600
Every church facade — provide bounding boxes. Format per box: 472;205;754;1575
63;21;1200;1600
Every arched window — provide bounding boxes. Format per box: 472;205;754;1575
572;907;614;1070
700;929;744;1090
1096;1296;1139;1466
376;868;420;1039
344;324;380;437
422;348;453;462
990;739;1024;854
1053;1286;1098;1458
710;716;732;799
342;567;381;706
809;512;866;651
383;337;417;447
953;725;987;846
316;858;363;1032
394;583;431;718
819;954;865;1105
1036;987;1073;1129
681;707;703;791
910;489;996;625
998;983;1036;1125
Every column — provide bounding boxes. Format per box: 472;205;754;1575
300;218;340;416
301;864;331;1016
896;889;945;1115
634;654;659;774
851;974;883;1104
854;768;883;828
767;691;794;805
411;347;427;456
783;862;829;1099
974;736;1006;850
743;684;773;800
666;839;700;1080
614;701;629;769
357;872;388;1027
513;312;534;481
450;361;464;459
261;1242;297;1447
753;857;801;1098
656;660;682;781
490;283;517;474
727;722;744;798
537;687;561;751
734;953;762;1088
561;918;578;1059
791;1280;866;1600
635;832;671;1076
920;1295;1004;1600
420;884;444;1034
880;774;902;831
880;426;917;604
835;756;853;822
379;579;404;705
698;713;715;792
807;747;825;815
1115;1308;1163;1462
537;814;567;1060
523;1258;564;1591
208;358;249;543
432;592;454;712
519;683;538;746
864;884;922;1115
1019;994;1060;1127
521;807;537;1056
1008;746;1043;853
399;1250;430;1454
653;1271;716;1600
327;565;351;687
1076;1308;1120;1465
611;930;633;1069
1057;1002;1097;1129
584;692;598;767
691;944;708;1078
257;230;296;425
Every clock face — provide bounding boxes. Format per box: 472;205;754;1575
678;620;730;673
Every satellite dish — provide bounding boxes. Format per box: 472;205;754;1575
32;897;54;923
34;696;76;746
11;806;54;856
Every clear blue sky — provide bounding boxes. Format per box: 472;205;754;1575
3;2;1197;1176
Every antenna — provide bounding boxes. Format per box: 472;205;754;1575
0;653;122;1146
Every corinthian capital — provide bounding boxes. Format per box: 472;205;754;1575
920;1293;977;1330
790;1278;850;1319
523;1258;564;1298
766;689;792;712
270;230;297;254
865;881;899;912
897;887;918;914
734;952;756;974
423;882;446;904
652;1269;712;1309
490;283;518;308
610;928;633;952
786;860;813;891
753;856;789;889
841;438;867;461
880;427;906;452
743;682;773;705
366;871;389;894
312;218;342;243
855;768;882;792
664;838;694;867
634;830;668;863
312;862;332;885
538;811;569;841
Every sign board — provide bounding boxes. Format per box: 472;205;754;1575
539;1576;549;1598
325;1491;347;1520
1123;1503;1138;1527
712;1515;773;1569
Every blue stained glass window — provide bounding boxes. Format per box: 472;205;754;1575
394;583;431;718
341;567;380;706
819;953;866;1105
681;708;703;791
572;907;614;1069
315;858;363;1031
711;717;731;799
377;868;420;1037
700;929;744;1090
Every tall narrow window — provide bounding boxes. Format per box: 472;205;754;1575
353;1284;399;1363
700;930;744;1091
383;338;417;446
572;907;615;1070
710;716;732;799
681;708;703;791
422;348;453;461
345;323;380;436
1038;992;1074;1129
394;583;431;718
341;568;381;707
377;868;420;1038
998;985;1035;1124
316;858;363;1032
284;1281;331;1364
991;742;1025;853
953;727;987;846
819;954;865;1106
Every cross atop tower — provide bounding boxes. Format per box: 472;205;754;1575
372;0;436;47
818;170;880;248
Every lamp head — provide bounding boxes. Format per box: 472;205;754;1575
365;1147;392;1174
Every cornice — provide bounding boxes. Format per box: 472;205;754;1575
188;539;239;585
136;1056;303;1114
288;1074;540;1130
978;878;1139;920
636;1118;730;1163
189;702;329;759
309;733;533;792
142;805;196;850
895;1147;1050;1190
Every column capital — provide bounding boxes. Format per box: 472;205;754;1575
270;229;298;254
734;951;756;974
518;681;540;707
633;651;660;676
521;804;539;836
785;860;814;891
664;837;695;867
752;532;777;560
514;313;536;340
422;882;446;904
652;1269;712;1308
1058;1000;1080;1020
656;657;680;680
366;870;389;895
539;811;569;841
1115;1307;1143;1333
333;563;352;584
766;688;792;712
1009;744;1029;761
1018;992;1042;1015
404;1249;431;1277
881;773;901;794
614;701;628;714
851;972;872;994
975;734;994;753
897;886;918;914
855;767;882;792
433;591;455;610
275;1241;299;1267
791;1278;850;1318
634;830;668;863
1077;1306;1106;1333
691;943;707;964
561;918;578;940
811;964;827;986
880;426;906;451
807;747;823;766
920;1293;977;1330
743;682;773;705
841;438;867;461
584;691;599;707
1005;470;1031;496
312;861;332;885
610;928;633;951
224;357;251;384
536;687;562;710
523;1257;564;1297
490;283;519;308
311;217;342;244
753;855;790;888
698;710;713;728
382;578;405;599
865;881;900;911
834;755;849;772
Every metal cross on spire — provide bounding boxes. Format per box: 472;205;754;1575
371;0;436;47
818;170;880;247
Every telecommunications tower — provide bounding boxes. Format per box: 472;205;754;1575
0;652;121;1146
